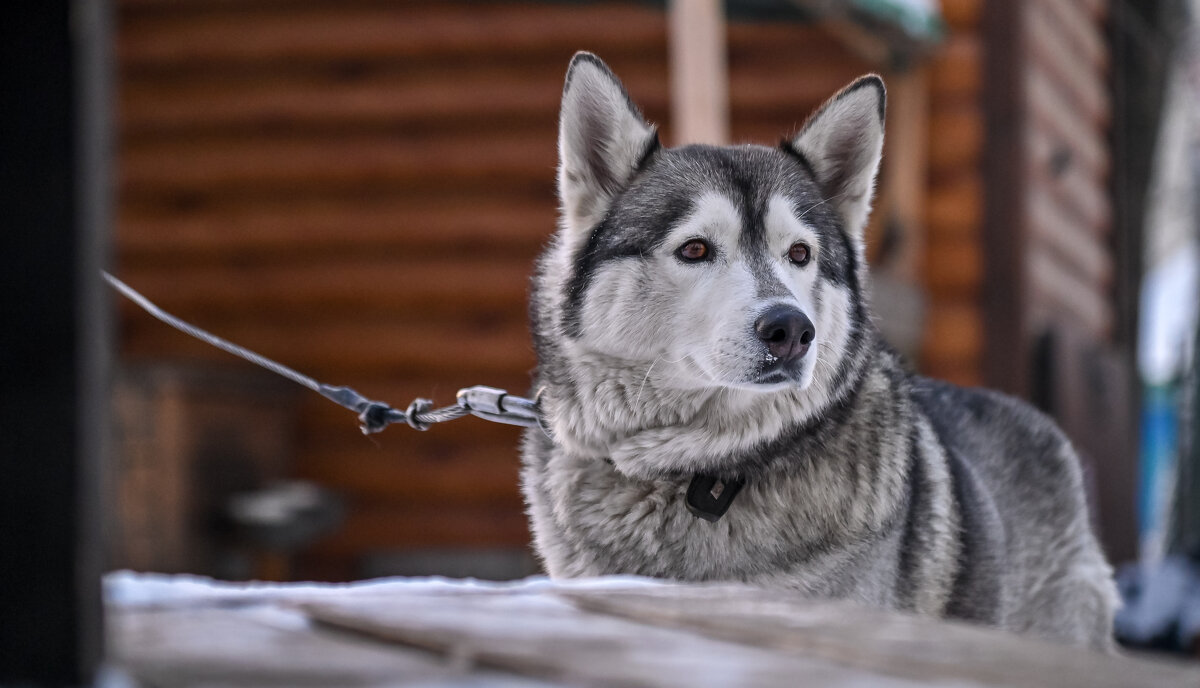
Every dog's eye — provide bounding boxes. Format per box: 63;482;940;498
788;242;811;266
676;239;711;263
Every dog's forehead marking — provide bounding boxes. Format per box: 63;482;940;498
764;194;819;247
671;191;741;242
743;195;817;302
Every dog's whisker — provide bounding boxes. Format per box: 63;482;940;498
797;189;851;220
630;352;692;410
633;355;663;408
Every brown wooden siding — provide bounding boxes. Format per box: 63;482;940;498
115;1;888;578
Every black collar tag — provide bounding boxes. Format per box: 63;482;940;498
686;474;745;522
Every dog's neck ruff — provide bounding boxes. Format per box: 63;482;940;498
537;348;877;521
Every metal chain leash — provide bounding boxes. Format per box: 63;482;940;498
103;272;541;435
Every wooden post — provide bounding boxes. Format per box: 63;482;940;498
668;0;729;145
982;0;1031;399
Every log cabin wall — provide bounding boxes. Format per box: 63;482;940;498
114;0;889;579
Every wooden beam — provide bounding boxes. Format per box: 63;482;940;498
880;67;930;283
669;0;729;144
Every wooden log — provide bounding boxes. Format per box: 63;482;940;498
929;35;982;100
726;24;876;139
939;0;982;31
924;237;981;291
117;198;554;259
921;300;982;366
726;122;815;146
728;69;874;117
119;313;534;377
927;102;983;173
122;67;561;137
119;58;671;138
119;132;556;198
114;258;533;318
925;175;982;240
919;358;981;388
119;3;668;70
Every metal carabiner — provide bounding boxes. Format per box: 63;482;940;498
455;385;541;428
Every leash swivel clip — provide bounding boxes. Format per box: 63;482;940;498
456;386;540;429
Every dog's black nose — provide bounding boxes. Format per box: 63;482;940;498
755;305;815;362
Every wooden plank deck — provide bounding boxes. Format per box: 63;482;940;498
107;574;1200;687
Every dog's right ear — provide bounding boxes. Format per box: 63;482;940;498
787;75;886;239
558;52;658;233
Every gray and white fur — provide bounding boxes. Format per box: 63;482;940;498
522;53;1118;651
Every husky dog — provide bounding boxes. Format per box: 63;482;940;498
522;52;1118;650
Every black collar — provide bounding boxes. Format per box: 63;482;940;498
685;474;745;522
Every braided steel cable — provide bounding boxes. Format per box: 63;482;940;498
103;272;471;434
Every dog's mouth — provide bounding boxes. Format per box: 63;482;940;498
752;358;806;386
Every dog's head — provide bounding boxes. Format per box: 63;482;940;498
534;53;883;430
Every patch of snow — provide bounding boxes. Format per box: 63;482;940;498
104;570;664;609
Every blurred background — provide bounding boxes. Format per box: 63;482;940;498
100;0;1200;653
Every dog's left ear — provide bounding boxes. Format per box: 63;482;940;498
558;52;659;234
788;75;886;238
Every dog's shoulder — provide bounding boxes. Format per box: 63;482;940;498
908;375;1086;511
